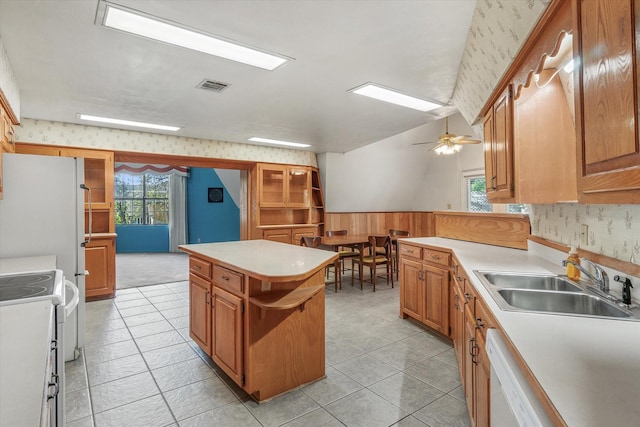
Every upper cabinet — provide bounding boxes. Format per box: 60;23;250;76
480;0;578;204
0;96;18;200
257;164;310;208
574;0;640;203
483;85;514;202
250;163;325;243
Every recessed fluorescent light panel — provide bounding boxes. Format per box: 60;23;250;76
349;83;442;112
249;137;311;148
96;1;291;70
78;114;180;131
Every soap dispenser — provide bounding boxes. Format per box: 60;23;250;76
614;275;634;305
566;246;581;281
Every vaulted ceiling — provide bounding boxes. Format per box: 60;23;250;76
0;0;549;154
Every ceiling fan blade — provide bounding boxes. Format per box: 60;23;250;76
452;135;481;144
428;142;446;151
412;141;437;146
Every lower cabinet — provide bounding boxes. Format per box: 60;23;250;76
189;273;212;354
262;226;318;245
402;247;493;426
399;244;450;337
211;286;243;386
85;235;116;300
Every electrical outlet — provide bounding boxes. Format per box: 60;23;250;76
261;281;271;292
447;203;452;209
580;224;588;246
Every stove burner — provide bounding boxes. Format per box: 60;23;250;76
0;271;57;302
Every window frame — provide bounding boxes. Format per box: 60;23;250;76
114;172;170;225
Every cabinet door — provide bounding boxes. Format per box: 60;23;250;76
484;86;514;201
400;258;423;321
84;237;116;300
423;264;449;336
463;304;476;422
452;280;466;375
292;227;317;245
475;330;491;427
212;286;244;386
262;228;292;244
258;164;287;207
286;167;310;207
577;0;640;202
189;273;212;355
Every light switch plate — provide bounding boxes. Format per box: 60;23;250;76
580;224;589;246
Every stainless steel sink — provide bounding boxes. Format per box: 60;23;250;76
497;289;632;318
474;270;639;321
479;272;582;292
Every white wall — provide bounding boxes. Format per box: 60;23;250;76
321;113;484;212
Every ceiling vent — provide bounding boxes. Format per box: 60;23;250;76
196;79;230;93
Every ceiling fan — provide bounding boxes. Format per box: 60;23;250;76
413;116;481;155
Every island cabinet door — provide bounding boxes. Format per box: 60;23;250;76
400;258;423;321
189;273;212;355
212;286;244;386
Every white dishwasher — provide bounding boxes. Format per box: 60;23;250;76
485;329;552;427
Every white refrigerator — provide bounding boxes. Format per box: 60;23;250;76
0;152;86;361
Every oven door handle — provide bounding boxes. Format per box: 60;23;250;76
80;184;92;247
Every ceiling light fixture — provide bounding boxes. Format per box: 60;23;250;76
434;144;463;156
349;83;442;112
249;137;311;148
78;114;180;131
96;1;291;70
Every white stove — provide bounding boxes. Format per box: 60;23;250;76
0;260;70;427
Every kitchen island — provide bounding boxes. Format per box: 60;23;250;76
179;239;338;402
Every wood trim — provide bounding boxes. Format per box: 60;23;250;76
434;211;530;250
0;88;19;125
324;211;434;238
115;150;252;170
528;235;640;277
479;0;569;122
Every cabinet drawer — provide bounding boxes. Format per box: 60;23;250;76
399;244;422;260
423;248;450;267
475;298;494;333
213;265;244;295
190;257;212;279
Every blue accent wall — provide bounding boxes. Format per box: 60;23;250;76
187;168;240;243
116;225;169;252
115;167;240;253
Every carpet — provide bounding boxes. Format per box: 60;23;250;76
116;252;189;289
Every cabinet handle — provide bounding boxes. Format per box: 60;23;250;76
47;374;59;400
205;291;210;305
491;175;497;190
221;275;230;281
476;317;485;328
194;265;201;270
469;338;479;365
464;293;472;302
468;337;475;357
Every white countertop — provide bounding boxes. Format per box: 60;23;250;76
180;240;339;281
399;237;640;427
0;299;54;427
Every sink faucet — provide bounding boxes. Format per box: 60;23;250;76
562;258;610;293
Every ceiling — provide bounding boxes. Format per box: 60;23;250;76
0;0;476;154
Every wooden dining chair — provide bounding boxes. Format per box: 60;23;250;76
389;229;410;278
300;236;341;291
352;235;393;291
325;229;359;280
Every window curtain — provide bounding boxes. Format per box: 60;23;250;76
115;163;188;252
169;174;188;252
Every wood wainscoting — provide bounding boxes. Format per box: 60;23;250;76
324;212;434;237
434;211;531;250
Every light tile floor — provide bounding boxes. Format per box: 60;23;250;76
66;274;471;427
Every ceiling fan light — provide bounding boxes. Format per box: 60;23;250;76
434;144;463;156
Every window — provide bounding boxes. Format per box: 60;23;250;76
115;173;170;224
462;171;528;214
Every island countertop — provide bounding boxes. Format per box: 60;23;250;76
179;239;338;282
